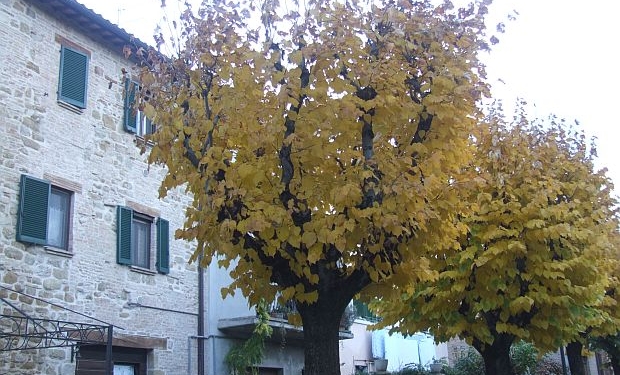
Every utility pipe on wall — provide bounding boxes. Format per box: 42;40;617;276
198;264;205;375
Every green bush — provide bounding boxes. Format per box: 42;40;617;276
395;363;431;375
511;341;539;375
443;348;484;375
534;356;566;375
441;341;564;375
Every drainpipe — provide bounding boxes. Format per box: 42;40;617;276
206;261;217;375
106;325;113;375
198;260;205;375
560;346;568;375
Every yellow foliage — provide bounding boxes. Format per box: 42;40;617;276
376;105;620;352
136;0;492;320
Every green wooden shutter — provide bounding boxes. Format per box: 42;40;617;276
16;175;50;245
58;46;89;108
353;300;379;322
156;218;170;274
116;206;133;265
123;79;137;133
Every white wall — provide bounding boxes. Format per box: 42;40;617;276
340;323;448;374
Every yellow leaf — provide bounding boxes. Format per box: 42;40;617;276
307;243;322;264
302;231;318;248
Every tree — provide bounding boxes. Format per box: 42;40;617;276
131;0;492;373
591;335;620;375
375;106;619;374
589;232;620;375
565;341;587;375
225;299;273;375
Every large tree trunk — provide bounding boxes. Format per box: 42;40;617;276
297;291;351;375
611;357;620;375
602;341;620;375
474;334;515;375
566;341;587;375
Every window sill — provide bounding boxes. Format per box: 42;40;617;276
44;246;73;258
133;135;155;148
130;266;156;275
57;100;84;114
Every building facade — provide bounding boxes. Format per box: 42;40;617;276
0;1;201;374
5;2;606;375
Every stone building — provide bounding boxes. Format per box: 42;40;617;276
0;0;201;374
0;2;334;374
9;2;590;375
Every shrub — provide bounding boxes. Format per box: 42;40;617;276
534;356;566;375
442;341;565;375
397;363;431;375
511;341;539;375
444;349;484;375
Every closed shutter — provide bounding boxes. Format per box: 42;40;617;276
116;206;133;265
156;218;170;274
123;79;138;133
353;300;379;322
58;46;89;108
16;175;50;245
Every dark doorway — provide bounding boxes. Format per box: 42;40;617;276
75;345;148;375
254;367;283;375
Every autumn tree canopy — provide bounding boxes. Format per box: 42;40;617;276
133;0;493;373
375;106;620;374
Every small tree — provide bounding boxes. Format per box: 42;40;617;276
376;105;619;374
225;300;273;375
132;1;493;374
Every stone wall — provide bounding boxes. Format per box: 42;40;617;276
0;1;199;374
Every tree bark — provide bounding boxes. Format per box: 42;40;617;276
602;340;620;375
609;357;620;375
566;341;587;375
297;292;351;375
611;357;620;375
475;334;515;375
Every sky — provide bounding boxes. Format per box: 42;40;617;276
78;0;620;191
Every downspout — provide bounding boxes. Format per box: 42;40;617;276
206;261;217;375
106;325;113;375
198;260;205;375
560;346;568;375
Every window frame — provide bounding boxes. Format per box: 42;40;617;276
116;206;170;274
16;175;74;252
47;186;72;250
131;212;152;269
58;44;89;109
124;78;155;137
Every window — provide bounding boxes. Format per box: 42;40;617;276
116;206;169;274
16;175;73;250
114;364;137;375
124;79;155;136
48;187;71;249
58;45;89;109
131;213;151;268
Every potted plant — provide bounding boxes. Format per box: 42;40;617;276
374;358;388;372
429;358;445;373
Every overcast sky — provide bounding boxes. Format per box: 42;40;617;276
78;0;620;191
